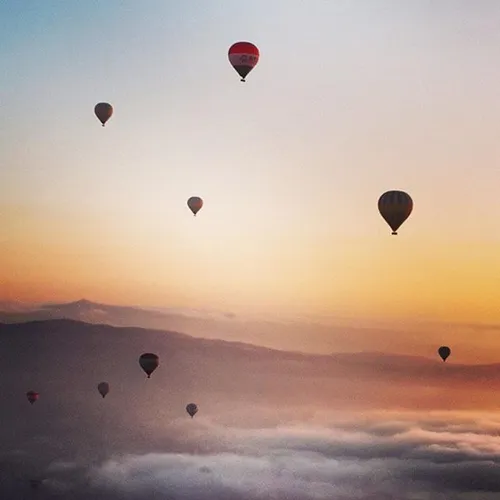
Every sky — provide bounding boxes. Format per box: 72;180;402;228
4;4;500;497
2;0;500;327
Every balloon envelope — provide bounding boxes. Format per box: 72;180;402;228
97;382;110;398
139;353;159;378
186;403;198;418
26;390;39;405
228;42;259;82
94;102;113;126
438;346;451;362
378;190;413;235
187;196;203;216
30;479;42;490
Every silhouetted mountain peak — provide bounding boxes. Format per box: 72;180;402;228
73;298;94;306
44;299;102;310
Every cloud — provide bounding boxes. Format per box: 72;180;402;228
11;411;500;499
84;450;390;500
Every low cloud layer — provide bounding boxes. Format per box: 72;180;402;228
5;411;500;499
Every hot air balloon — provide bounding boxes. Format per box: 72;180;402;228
97;382;110;398
186;403;198;418
139;353;159;378
26;391;39;405
187;196;203;216
438;346;451;362
94;102;113;127
30;479;42;490
228;42;259;82
378;190;413;235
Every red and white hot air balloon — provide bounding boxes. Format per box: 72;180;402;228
228;42;259;82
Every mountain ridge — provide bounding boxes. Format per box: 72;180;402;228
0;300;494;367
0;317;497;370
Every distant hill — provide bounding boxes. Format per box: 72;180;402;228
0;298;382;355
0;301;490;367
0;298;196;330
0;299;295;349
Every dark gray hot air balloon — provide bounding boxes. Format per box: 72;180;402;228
438;346;451;362
187;196;203;216
94;102;113;127
186;403;198;418
139;353;159;378
97;382;110;398
378;190;413;235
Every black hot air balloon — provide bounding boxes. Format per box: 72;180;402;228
438;346;451;362
378;190;413;235
186;403;198;418
94;102;113;127
139;353;159;378
30;479;42;490
187;196;203;216
97;382;110;398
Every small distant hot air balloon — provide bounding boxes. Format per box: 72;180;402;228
187;196;203;216
139;353;159;378
228;42;259;82
26;391;39;405
438;346;451;362
186;403;198;418
94;102;113;127
30;479;42;490
378;190;413;235
97;382;110;398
